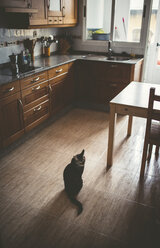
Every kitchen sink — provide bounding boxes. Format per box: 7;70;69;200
81;54;131;62
105;56;131;61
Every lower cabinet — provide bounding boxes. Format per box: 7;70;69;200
64;62;75;105
0;58;143;149
0;91;24;147
49;73;68;114
23;100;50;132
76;59;143;106
49;62;75;114
21;75;50;132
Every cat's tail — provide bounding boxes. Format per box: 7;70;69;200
70;197;83;215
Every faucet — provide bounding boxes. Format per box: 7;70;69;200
107;40;113;59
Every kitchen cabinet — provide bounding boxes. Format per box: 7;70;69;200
29;0;48;26
76;59;143;107
47;0;77;26
63;0;77;25
0;0;29;8
48;0;64;17
0;80;24;148
0;0;77;28
20;71;50;132
64;62;75;105
48;63;69;114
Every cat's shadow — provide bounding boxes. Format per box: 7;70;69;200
15;190;78;247
43;189;77;218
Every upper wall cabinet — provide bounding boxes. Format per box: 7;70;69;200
48;0;64;17
0;0;29;8
47;0;78;26
29;0;48;26
63;0;77;25
0;0;37;13
0;0;78;28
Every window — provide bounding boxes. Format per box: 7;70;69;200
85;0;146;43
86;0;112;41
114;0;144;42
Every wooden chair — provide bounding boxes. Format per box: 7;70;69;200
140;87;160;178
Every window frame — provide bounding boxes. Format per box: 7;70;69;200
82;0;152;54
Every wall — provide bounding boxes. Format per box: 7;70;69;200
0;28;60;64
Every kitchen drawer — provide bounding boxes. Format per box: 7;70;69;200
116;104;147;118
89;62;131;83
48;17;64;24
20;71;48;90
0;80;20;98
48;64;68;79
24;100;50;130
49;73;68;86
22;81;49;111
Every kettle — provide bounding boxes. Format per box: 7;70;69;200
9;53;19;75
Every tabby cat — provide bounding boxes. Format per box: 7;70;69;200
63;149;85;215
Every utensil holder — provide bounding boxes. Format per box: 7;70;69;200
45;47;50;57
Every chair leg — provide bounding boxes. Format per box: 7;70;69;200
147;144;153;161
155;145;159;155
140;141;148;178
155;145;159;160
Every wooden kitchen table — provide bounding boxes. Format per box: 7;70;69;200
107;81;160;168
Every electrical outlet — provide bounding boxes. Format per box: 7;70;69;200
33;31;37;38
0;43;5;48
16;30;21;36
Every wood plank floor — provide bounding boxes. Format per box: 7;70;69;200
0;108;160;248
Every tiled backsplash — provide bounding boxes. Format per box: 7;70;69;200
0;28;60;64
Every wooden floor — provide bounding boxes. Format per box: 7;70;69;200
0;108;160;248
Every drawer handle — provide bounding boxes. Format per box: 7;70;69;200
49;84;52;92
34;106;42;112
31;77;40;83
110;65;117;68
32;85;41;91
111;83;117;87
6;86;15;92
56;69;63;73
62;6;65;17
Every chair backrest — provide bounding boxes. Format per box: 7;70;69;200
148;87;160;122
145;88;160;142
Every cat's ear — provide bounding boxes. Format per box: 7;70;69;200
81;149;84;156
80;149;85;157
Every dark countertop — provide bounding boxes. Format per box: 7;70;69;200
0;54;143;86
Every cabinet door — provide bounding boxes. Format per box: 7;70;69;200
22;80;49;111
24;100;50;132
48;0;64;17
64;62;75;105
0;111;3;149
0;0;28;8
29;0;48;25
63;0;77;24
75;61;90;103
0;92;24;147
49;72;68;114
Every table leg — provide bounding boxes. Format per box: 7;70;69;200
127;115;133;136
107;103;117;168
